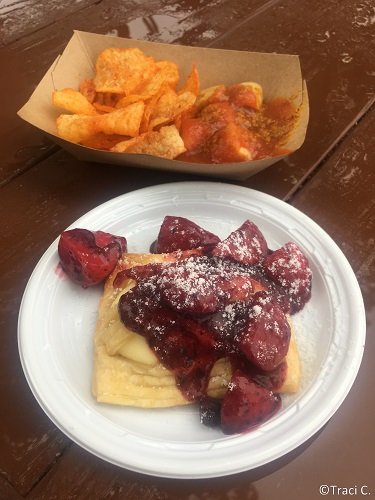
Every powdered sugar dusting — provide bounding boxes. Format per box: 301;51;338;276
212;220;268;265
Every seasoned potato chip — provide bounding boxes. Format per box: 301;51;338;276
78;80;121;109
138;73;168;98
94;47;156;95
114;61;179;108
115;94;144;109
97;101;145;137
79;78;96;103
154;60;179;89
92;103;117;114
178;62;200;96
56;101;145;143
56;114;101;143
94;91;120;108
148;87;177;124
53;47;200;159
138;90;162;134
111;124;186;159
52;88;98;116
148;89;196;130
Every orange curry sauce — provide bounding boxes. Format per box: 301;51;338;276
177;84;298;164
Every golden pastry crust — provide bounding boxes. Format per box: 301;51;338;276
92;252;301;408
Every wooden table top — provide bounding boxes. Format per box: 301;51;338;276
1;1;374;498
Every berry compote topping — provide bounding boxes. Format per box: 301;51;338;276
116;218;312;434
261;241;312;314
211;219;268;265
58;229;127;287
152;215;220;253
221;368;281;434
238;291;291;372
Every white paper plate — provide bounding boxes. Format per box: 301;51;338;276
18;181;365;478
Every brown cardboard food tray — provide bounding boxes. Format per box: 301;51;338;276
18;30;309;181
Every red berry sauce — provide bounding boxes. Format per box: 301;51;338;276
116;219;312;434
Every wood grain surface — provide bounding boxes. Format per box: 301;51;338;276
0;0;374;498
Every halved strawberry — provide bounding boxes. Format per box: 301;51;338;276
238;291;291;372
211;220;268;265
260;241;312;313
155;216;220;253
118;277;172;336
58;229;127;287
221;368;281;434
158;261;225;316
201;301;248;353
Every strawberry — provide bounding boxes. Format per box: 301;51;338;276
211;220;268;265
221;368;281;434
201;301;248;353
158;261;225;316
155;216;220;253
118;274;180;337
260;242;312;313
238;291;291;371
58;229;127;287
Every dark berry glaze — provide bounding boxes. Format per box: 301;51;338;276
117;220;312;434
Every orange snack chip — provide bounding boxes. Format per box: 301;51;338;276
97;101;145;137
53;47;198;160
56;101;145;144
52;88;98;116
93;47;157;95
148;88;196;130
111;124;186;159
56;114;101;144
178;62;200;96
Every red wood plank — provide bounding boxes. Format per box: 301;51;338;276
0;271;70;495
26;445;163;500
24;439;312;499
0;0;98;46
0;475;23;500
291;108;375;299
0;48;57;187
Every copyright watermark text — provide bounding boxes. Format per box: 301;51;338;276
320;485;370;496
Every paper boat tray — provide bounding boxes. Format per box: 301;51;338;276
18;30;309;180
